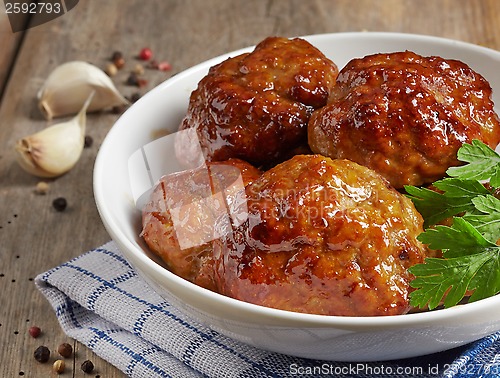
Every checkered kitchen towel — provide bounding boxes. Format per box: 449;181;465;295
36;241;500;378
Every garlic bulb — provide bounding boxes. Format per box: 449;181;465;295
15;92;94;178
37;61;128;120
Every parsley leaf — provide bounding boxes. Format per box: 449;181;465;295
404;178;490;227
416;217;494;257
406;140;500;310
409;253;492;309
463;195;500;243
446;139;500;187
409;252;498;309
409;218;500;309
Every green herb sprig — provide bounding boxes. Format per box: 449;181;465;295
405;140;500;310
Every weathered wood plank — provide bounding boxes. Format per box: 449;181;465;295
0;10;29;100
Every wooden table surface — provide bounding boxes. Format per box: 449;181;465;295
1;0;499;376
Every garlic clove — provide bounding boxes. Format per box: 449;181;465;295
37;61;129;120
15;92;94;178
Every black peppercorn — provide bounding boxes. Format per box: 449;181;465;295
52;197;67;212
111;51;123;61
126;72;139;86
130;92;141;103
84;135;93;148
81;359;94;374
34;345;50;363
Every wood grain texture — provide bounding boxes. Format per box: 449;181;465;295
1;0;500;376
0;10;28;99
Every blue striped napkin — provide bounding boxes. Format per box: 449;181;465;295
36;241;500;378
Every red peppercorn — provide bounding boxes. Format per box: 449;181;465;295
157;61;172;71
28;326;41;338
139;47;153;61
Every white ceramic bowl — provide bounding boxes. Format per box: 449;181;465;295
94;32;500;361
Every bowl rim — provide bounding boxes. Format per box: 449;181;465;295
94;31;500;329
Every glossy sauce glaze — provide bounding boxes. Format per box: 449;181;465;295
213;155;430;316
179;36;339;168
141;159;261;291
308;51;500;188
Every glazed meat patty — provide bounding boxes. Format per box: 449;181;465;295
141;159;261;291
213;155;429;316
179;36;338;168
308;51;500;188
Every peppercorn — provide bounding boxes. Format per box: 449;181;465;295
111;51;125;69
57;342;73;358
126;72;139;86
81;360;94;374
111;51;123;61
158;61;172;72
34;345;50;363
105;62;118;77
137;78;148;88
35;182;49;195
52;197;67;212
129;92;141;103
114;57;125;69
133;63;145;75
148;59;159;69
53;359;65;374
28;326;41;338
84;135;93;148
138;47;153;61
